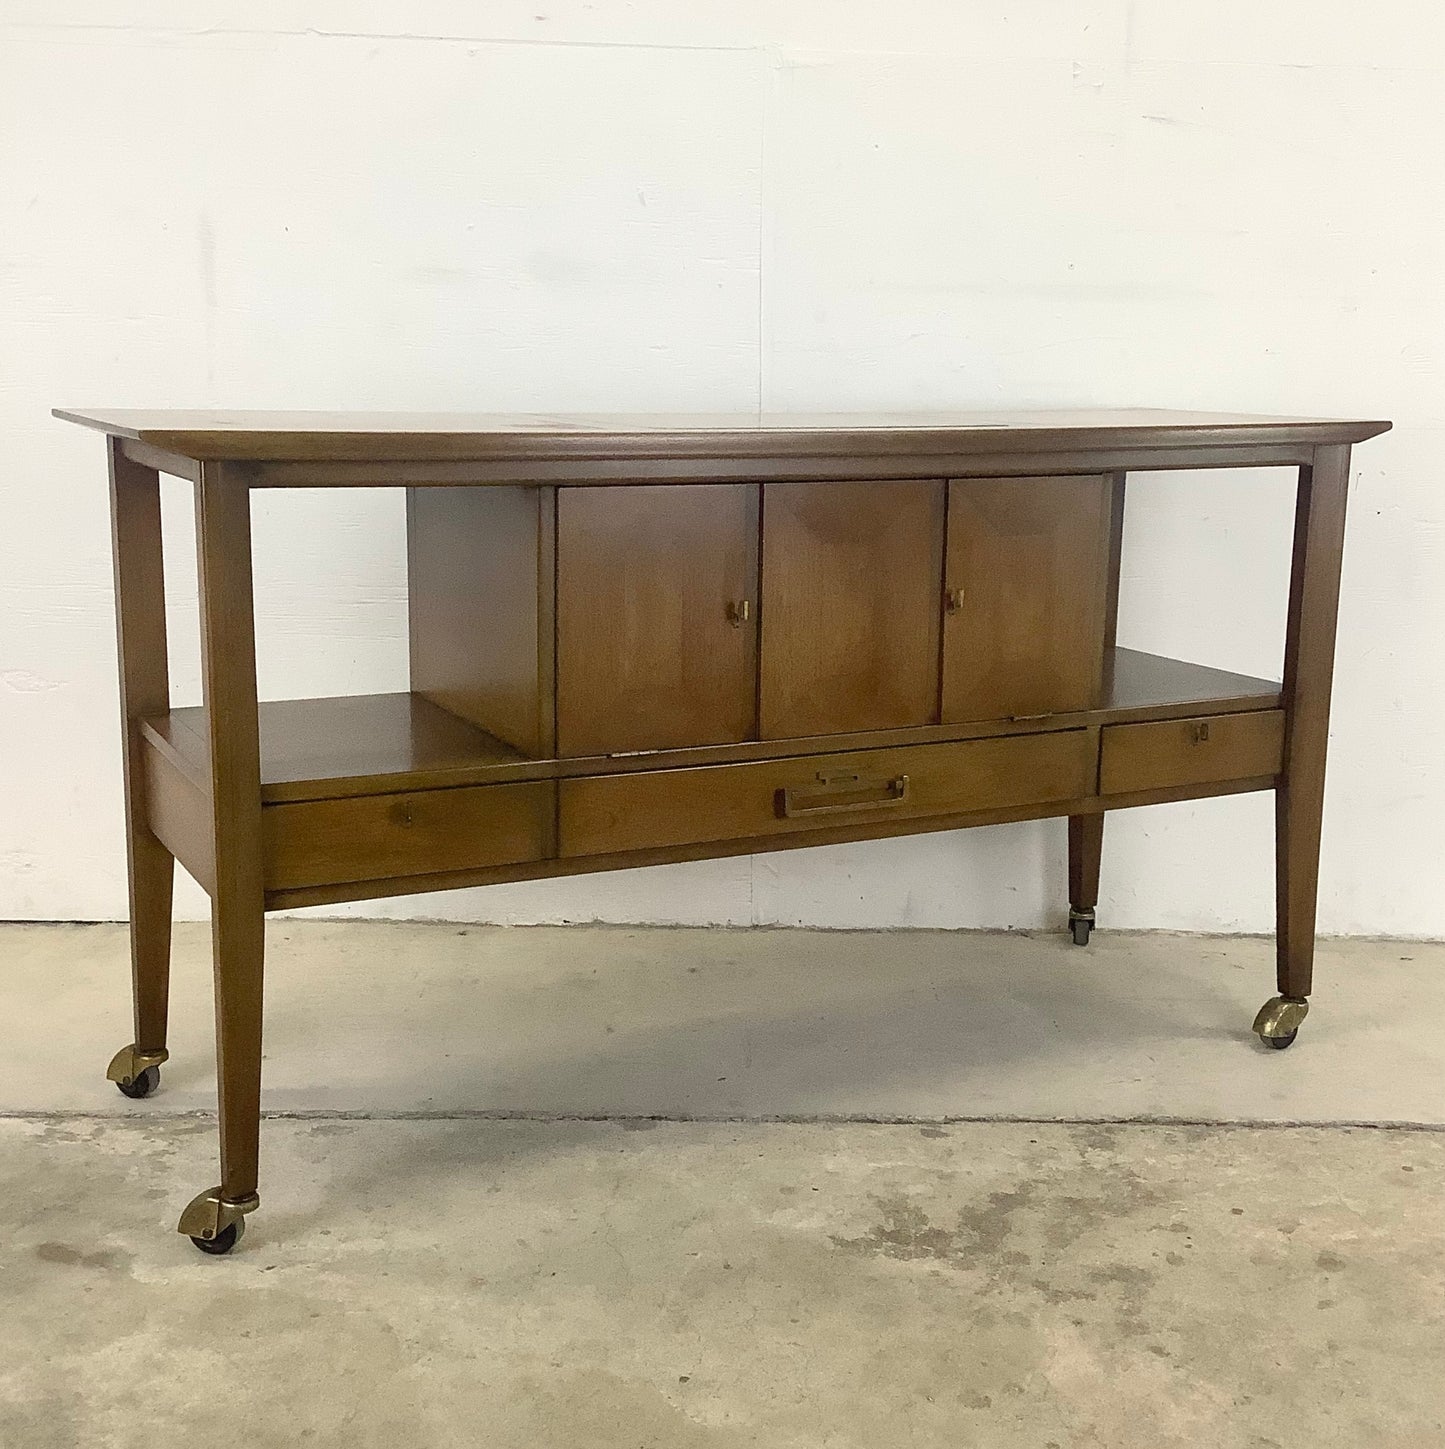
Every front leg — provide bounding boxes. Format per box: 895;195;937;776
1256;444;1351;1050
104;439;175;1100
178;462;266;1253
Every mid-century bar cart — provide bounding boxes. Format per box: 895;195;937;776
56;407;1390;1253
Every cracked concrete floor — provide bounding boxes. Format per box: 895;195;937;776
4;923;1445;1447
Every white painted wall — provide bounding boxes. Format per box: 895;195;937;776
2;3;1439;934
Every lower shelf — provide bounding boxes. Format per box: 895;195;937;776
143;691;527;801
135;648;1284;909
141;646;1280;804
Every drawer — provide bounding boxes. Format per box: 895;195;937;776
559;729;1096;858
263;781;553;891
1099;710;1284;796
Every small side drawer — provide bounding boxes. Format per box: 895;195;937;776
1099;710;1284;796
263;781;553;891
559;729;1096;858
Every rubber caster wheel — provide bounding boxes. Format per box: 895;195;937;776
190;1220;244;1256
1252;995;1308;1051
115;1064;160;1099
106;1045;168;1099
178;1186;258;1255
1068;910;1094;947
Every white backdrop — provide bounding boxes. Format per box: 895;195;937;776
1;3;1437;934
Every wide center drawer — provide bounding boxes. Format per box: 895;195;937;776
559;730;1097;858
263;780;553;891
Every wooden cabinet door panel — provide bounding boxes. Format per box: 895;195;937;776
942;475;1113;724
760;480;944;739
556;484;758;756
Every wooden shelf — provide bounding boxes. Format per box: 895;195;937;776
1107;647;1279;715
143;693;531;803
140;648;1279;806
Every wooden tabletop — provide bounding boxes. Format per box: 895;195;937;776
55;408;1391;462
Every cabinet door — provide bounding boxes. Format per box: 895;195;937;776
556;484;758;756
941;475;1114;724
760;480;945;739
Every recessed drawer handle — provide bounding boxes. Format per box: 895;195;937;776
779;771;910;818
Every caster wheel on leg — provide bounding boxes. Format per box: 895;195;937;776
178;1187;258;1257
106;1044;168;1101
191;1220;244;1255
1069;909;1094;947
115;1064;160;1099
1252;996;1308;1051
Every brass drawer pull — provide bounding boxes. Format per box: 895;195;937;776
725;599;751;627
779;771;910;818
1189;721;1211;745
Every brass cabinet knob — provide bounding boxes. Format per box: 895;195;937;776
944;587;965;616
726;599;751;627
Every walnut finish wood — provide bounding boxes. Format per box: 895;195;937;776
139;647;1282;804
263;782;552;892
194;462;266;1206
60;407;1389;1248
272;773;1282;912
560;729;1096;858
408;486;555;757
760;480;944;738
147;692;526;799
1276;445;1352;998
1100;710;1285;796
119;436;200;484
1075;473;1129;878
247;443;1333;490
107;438;175;1059
141;742;215;896
55;408;1391;463
556;484;759;756
1099;474;1128;698
1102;649;1276;715
942;474;1113;722
1068;815;1104;916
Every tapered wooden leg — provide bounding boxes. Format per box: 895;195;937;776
1067;813;1103;945
1276;445;1350;999
178;462;266;1251
105;440;174;1097
1256;445;1351;1049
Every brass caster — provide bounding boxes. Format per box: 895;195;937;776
1252;996;1309;1051
107;1044;169;1100
1069;908;1095;947
178;1187;259;1256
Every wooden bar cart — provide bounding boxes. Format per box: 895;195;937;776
57;407;1390;1253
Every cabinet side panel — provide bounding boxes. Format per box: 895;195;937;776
1100;472;1127;699
407;486;550;757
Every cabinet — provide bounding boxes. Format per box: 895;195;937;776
942;474;1115;723
760;480;944;737
58;405;1390;1252
556;484;758;756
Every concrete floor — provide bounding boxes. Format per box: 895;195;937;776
4;922;1444;1447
